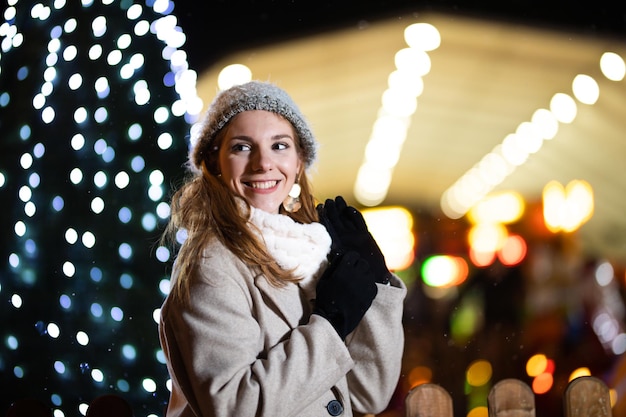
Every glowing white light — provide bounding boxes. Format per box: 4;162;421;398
117;33;132;49
600;52;626;81
107;49;123;66
78;403;89;415
45;52;59;66
88;44;103;60
154;307;163;322
94;76;109;93
47;37;61;53
64;18;77;33
11;294;23;308
217;64;253;90
41;106;55;123
62;261;76;277
91;197;104;214
82;231;96;248
71;133;85;150
47;323;60;338
155;246;170;262
68;73;82;90
550;93;577;123
531;108;559;140
93;171;107;188
63;45;77;61
74;107;88;123
134;80;150;105
595;261;614;286
156;201;170;219
24;202;36;217
572;74;599;105
394;48;431;76
91;369;104;383
148;185;163;201
157;132;173;149
404;23;441;51
14;221;26;237
43;66;57;82
127;4;143;19
115;171;130;189
18;185;31;202
69;168;83;184
92;16;107;37
120;63;134;79
19;153;33;169
142;377;157;393
149;170;164;185
134;20;150;36
32;93;45;109
381;88;417;117
41;81;54;97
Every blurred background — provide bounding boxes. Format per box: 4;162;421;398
1;1;626;416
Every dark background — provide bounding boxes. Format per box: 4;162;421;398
172;1;626;73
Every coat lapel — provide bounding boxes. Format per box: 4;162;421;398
255;276;305;329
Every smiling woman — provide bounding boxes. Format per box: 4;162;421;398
158;80;407;417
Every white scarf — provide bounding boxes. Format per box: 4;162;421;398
249;207;331;290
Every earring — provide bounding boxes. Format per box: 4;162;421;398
283;182;302;213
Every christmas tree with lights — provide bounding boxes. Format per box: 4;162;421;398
0;2;198;415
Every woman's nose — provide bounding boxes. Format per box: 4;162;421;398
251;148;273;171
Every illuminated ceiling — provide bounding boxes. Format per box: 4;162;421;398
193;12;626;263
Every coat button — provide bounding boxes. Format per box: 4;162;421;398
326;399;343;416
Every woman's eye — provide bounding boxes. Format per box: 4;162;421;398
232;143;251;152
274;142;288;150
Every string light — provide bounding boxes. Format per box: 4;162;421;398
0;2;200;415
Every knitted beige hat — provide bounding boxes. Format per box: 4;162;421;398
189;81;317;173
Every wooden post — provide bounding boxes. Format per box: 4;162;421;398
564;376;612;417
488;378;536;417
405;383;454;417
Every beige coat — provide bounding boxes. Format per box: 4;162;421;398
159;211;406;417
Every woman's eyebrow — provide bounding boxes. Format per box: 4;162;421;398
271;134;295;141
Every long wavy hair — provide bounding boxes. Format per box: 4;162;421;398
161;117;319;305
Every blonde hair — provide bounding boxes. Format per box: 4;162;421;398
161;122;319;305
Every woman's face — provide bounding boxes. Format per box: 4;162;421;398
217;110;303;214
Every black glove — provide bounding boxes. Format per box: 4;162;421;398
317;196;390;284
313;251;378;340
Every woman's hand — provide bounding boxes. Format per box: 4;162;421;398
317;196;390;284
313;251;378;340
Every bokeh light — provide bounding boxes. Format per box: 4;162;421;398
0;2;198;414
